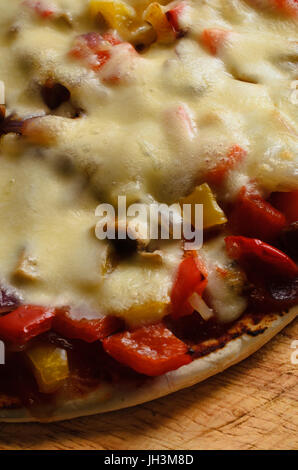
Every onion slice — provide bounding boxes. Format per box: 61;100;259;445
188;292;214;321
0;283;22;314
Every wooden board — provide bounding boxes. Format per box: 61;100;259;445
0;319;297;451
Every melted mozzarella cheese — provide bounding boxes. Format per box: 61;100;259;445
0;0;297;325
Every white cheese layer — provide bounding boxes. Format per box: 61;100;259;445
0;0;297;325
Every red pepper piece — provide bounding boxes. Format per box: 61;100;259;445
166;2;186;36
53;309;123;343
0;305;55;344
23;0;55;18
201;28;231;55
171;255;207;319
272;0;298;17
225;236;298;279
101;32;122;46
270;191;298;224
103;323;191;376
207;145;247;186
69;32;114;72
230;187;286;241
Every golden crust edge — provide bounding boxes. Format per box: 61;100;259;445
0;306;297;423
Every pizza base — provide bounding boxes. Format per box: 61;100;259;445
0;306;296;423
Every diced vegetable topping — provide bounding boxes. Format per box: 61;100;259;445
201;28;231;55
225;236;298;280
0;285;22;314
0;305;55;344
250;276;298;312
230;187;286;241
69;32;115;72
180;183;227;229
144;2;176;43
271;0;298;17
53;309;123;343
270;191;298;224
89;0;136;37
248;0;298;17
171;255;208;318
88;0;187;45
23;0;56;18
0;0;296;403
166;104;197;140
103;323;191;376
188;292;214;321
165;2;187;36
26;343;69;393
207;145;247;186
14;249;39;282
69;31;137;83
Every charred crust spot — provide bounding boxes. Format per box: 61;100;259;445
246;327;267;337
41;80;71;110
193;339;229;359
191;323;268;358
165;310;283;360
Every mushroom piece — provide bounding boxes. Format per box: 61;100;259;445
14;249;40;282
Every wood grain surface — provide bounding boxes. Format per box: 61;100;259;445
0;319;297;451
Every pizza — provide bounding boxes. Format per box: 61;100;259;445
0;0;297;422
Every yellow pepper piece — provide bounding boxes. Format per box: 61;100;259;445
27;344;69;394
180;183;227;229
143;2;175;43
89;0;136;31
121;301;170;328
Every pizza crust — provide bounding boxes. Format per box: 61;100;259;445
1;307;296;423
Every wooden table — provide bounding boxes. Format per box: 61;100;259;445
0;319;297;450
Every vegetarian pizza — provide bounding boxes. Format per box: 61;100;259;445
0;0;297;422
